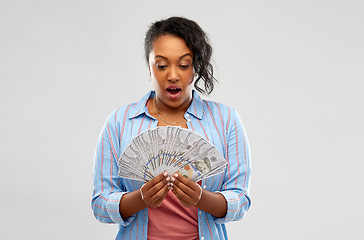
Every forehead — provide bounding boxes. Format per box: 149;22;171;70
150;35;192;58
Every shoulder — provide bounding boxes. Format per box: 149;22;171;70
105;102;137;126
200;99;246;137
201;99;237;121
106;91;153;125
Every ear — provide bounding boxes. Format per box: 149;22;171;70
148;67;152;81
148;66;151;75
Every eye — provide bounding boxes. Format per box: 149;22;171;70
156;64;167;70
179;64;190;70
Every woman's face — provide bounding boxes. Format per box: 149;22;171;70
149;35;195;110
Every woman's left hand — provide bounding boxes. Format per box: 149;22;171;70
170;173;202;208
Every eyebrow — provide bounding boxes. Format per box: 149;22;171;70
154;53;193;60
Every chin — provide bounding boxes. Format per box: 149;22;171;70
166;100;184;109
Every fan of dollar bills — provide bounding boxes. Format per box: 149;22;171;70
118;126;227;182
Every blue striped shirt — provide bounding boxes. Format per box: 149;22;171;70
92;90;251;240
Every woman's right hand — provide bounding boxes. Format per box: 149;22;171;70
140;172;170;208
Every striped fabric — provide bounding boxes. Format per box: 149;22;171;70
92;90;252;240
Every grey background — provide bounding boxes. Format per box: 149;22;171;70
1;0;363;239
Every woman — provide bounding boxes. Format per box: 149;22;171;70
92;17;251;240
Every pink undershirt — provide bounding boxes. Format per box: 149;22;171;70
146;98;199;239
148;190;199;240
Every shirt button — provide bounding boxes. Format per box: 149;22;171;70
187;119;191;122
203;185;206;189
185;114;189;117
201;237;204;240
199;211;201;215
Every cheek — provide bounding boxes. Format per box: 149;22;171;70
150;65;159;78
151;78;163;91
184;71;195;84
150;68;164;85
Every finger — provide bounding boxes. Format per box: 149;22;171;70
150;184;169;208
142;173;169;201
171;173;199;197
143;181;169;207
171;182;193;204
172;178;202;206
171;184;193;207
143;172;169;191
144;178;169;199
172;178;195;198
151;185;169;207
172;173;198;189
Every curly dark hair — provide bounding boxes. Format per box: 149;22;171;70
144;17;217;95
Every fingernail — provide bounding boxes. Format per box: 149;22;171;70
166;177;170;181
169;182;173;186
171;177;175;182
174;173;178;178
163;172;168;177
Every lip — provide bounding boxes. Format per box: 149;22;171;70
166;85;182;100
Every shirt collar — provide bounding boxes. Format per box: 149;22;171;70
128;90;204;120
187;90;204;120
128;91;155;119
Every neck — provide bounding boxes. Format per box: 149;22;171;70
154;96;192;116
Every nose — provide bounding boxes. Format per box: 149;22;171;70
167;66;179;82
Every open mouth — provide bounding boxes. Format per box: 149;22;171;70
166;87;181;95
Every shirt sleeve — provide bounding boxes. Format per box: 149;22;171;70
91;109;136;226
214;108;252;224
